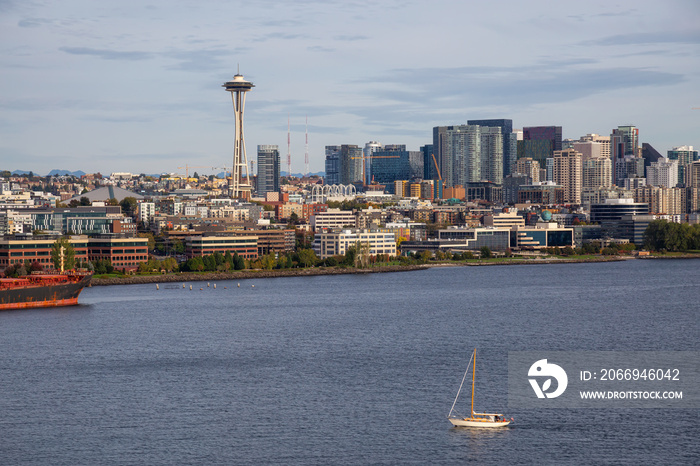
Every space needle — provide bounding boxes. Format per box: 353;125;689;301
223;70;255;199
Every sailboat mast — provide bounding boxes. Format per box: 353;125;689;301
470;348;476;416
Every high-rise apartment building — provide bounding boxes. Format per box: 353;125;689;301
257;145;280;196
434;124;506;188
467;119;516;177
579;134;611;159
553;149;582;204
646;158;679;188
611;126;642;186
433;125;481;188
514;158;540;183
582;156;612;190
479;126;504;184
667;146;699;185
633;186;685;215
688;161;700;188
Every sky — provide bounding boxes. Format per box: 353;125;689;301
1;0;699;176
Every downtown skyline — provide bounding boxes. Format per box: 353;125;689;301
1;0;698;176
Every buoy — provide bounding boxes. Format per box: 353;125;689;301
200;288;203;290
224;287;227;289
252;284;255;288
156;284;159;290
213;284;216;289
190;285;193;290
237;283;240;288
207;283;210;287
182;284;185;288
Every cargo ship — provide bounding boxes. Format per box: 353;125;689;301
0;272;92;310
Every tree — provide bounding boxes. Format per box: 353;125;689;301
79;196;91;206
138;232;156;251
480;246;492;259
297;249;318;268
233;252;245;270
418;250;432;264
260;253;276;270
120;197;138;217
51;238;76;271
343;244;357;266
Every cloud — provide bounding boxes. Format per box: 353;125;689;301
60;47;154;61
164;48;248;72
333;35;368;41
18;17;52;28
583;31;700;46
340;62;686;132
252;32;309;42
308;45;335;53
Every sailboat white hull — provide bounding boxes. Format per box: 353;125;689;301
448;417;511;428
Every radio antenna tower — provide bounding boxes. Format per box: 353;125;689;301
287;115;292;178
304;116;309;178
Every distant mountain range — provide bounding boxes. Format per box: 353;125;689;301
10;169;86;177
8;169;325;178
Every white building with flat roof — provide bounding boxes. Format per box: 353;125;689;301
310;208;356;231
313;229;396;259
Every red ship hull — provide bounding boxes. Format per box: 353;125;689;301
0;273;92;310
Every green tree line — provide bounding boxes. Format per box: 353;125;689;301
644;220;700;252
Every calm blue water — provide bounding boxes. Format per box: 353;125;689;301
0;260;698;465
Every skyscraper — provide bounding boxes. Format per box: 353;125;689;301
363;141;383;185
521;126;563;165
222;72;255;199
611;125;642;186
467;119;516;177
257;145;280;196
553;149;582;204
514;158;540;183
582;156;612;190
433;125;480;188
667;145;699;184
324;146;341;185
479;126;504;184
370;145;422;193
340;144;363;185
646;158;679;188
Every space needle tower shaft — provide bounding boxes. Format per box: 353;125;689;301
222;71;255;199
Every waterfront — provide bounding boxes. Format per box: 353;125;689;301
0;259;698;464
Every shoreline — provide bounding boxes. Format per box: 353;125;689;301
90;264;428;286
86;254;676;286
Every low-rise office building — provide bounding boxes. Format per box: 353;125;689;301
313;229;396;259
185;234;258;260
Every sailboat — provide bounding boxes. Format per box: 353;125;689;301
448;348;513;428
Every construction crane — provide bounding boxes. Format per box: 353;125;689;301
177;165;230;178
176;165;212;178
431;154;442;181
